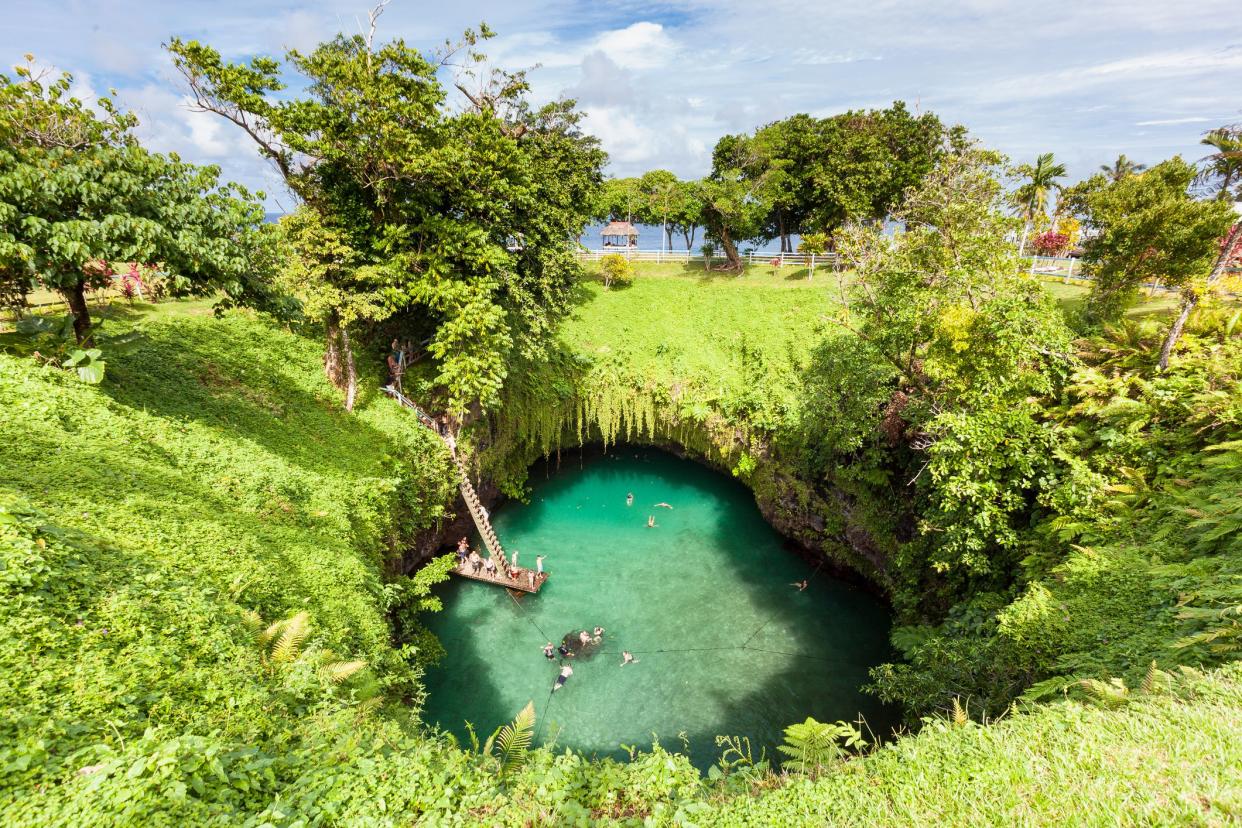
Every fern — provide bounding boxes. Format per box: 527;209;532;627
776;718;866;775
489;701;536;777
270;611;309;664
240;609;264;645
321;659;367;684
951;697;969;727
1078;677;1130;708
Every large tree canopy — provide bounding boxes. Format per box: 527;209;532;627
0;60;273;342
169;26;605;413
709;102;953;253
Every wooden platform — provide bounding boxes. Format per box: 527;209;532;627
452;564;548;594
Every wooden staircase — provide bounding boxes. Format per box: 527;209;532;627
382;387;504;560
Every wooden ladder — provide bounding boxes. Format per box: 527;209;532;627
383;387;505;560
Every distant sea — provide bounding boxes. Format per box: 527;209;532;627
264;213;808;253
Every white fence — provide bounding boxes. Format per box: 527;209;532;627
576;248;841;276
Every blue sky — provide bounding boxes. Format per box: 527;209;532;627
3;0;1239;209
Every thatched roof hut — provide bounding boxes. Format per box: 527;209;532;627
601;220;638;248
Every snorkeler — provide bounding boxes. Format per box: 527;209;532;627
543;642;556;661
647;515;656;528
626;492;634;506
792;579;808;592
621;651;637;666
593;626;605;637
654;502;673;509
578;630;592;646
553;664;573;692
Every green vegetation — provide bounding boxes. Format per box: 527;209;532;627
169;28;603;413
4;14;1242;824
0;59;274;343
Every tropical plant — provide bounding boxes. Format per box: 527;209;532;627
776;717;866;775
1197;125;1242;201
1012;153;1067;255
1100;154;1147;182
483;700;536;777
1030;230;1070;256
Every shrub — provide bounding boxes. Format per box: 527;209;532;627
598;254;634;288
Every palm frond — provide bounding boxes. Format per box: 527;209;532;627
492;701;536;777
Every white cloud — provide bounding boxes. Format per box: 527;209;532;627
592;22;677;70
1135;116;1216;126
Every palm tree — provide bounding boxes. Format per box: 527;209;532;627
1100;154;1146;182
1013;153;1068;256
1197;126;1242;201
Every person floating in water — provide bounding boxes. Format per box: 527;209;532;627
655;502;673;509
578;630;592;647
626;492;634;506
593;626;605;638
543;642;556;661
621;651;637;666
557;641;571;658
553;664;573;692
792;579;808;592
647;515;656;528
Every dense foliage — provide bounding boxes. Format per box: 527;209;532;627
169;27;604;413
0;60;274;343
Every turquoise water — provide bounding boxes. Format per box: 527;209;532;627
420;447;895;769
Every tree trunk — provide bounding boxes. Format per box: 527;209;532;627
1158;223;1242;371
339;324;358;412
324;312;357;410
684;227;697;251
665;224;673;252
719;229;744;272
61;281;92;344
1017;220;1030;258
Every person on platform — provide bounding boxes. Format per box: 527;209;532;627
536;555;546;576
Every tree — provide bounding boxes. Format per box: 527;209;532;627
1197;125;1242;201
593;177;641;223
1079;159;1236;331
835;148;1076;581
638;169;678;250
169;24;604;414
715;104;950;249
0;59;273;343
1100;153;1146;182
1157;221;1242;370
668;179;704;251
697;173;768;272
1012;153;1067;256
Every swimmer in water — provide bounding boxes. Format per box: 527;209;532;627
543;642;556;661
655;502;673;509
578;630;592;646
626;492;634;506
647;515;656;528
593;626;605;637
792;579;808;592
553;664;573;692
621;651;637;666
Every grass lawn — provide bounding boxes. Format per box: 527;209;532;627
567;261;847;388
